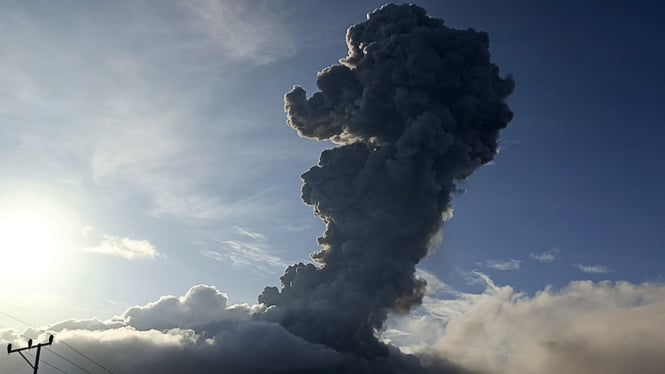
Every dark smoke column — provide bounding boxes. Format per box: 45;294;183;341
260;4;514;358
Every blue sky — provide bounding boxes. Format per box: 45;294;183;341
0;1;664;372
422;0;665;293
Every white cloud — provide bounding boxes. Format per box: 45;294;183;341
386;273;665;374
576;264;612;274
82;235;159;260
7;278;664;373
0;285;395;373
530;249;559;263
478;258;521;271
122;284;264;331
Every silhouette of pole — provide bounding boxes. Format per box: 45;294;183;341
7;335;54;374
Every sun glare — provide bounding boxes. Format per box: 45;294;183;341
0;194;77;283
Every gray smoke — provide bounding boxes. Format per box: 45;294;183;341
260;2;513;362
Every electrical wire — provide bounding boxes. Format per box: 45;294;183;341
57;341;113;374
39;358;71;374
0;309;114;373
45;348;93;374
24;349;71;374
3;315;78;374
0;311;34;328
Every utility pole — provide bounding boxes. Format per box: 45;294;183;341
7;335;54;374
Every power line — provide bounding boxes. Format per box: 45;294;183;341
56;342;113;374
0;310;114;374
39;359;70;374
7;334;54;373
0;322;85;374
6;334;87;374
45;348;92;374
0;311;35;328
26;350;70;374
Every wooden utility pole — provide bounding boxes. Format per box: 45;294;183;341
7;335;54;374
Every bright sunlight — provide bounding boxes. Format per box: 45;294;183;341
0;193;78;283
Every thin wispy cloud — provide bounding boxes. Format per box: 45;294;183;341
233;225;266;241
180;0;297;65
464;270;501;292
0;1;298;225
220;240;287;272
530;249;559;263
108;299;129;307
497;138;521;152
416;269;460;297
200;228;287;273
576;264;612;274
82;235;159;260
414;270;477;321
280;223;313;232
477;259;521;271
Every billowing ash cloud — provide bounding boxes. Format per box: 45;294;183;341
260;3;513;359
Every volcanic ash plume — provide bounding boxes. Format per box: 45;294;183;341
260;3;514;358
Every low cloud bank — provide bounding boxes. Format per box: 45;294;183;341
2;284;462;373
3;277;663;373
387;272;665;374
